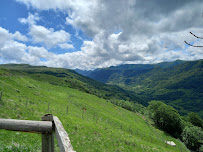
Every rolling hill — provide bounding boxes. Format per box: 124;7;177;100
76;60;203;118
0;64;146;106
0;64;189;151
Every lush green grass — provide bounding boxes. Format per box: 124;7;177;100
0;64;144;105
0;68;189;151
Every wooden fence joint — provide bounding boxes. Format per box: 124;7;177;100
41;114;55;152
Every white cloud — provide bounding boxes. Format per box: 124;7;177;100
13;0;203;69
18;13;40;25
12;31;28;42
0;27;12;45
0;40;27;62
0;26;50;65
29;25;71;48
19;13;73;49
59;43;74;49
0;26;35;64
28;46;49;58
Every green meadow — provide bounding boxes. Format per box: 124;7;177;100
0;67;189;152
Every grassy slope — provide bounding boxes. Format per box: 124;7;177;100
0;64;145;105
0;67;189;152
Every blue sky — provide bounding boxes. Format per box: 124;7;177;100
0;0;85;53
0;0;203;70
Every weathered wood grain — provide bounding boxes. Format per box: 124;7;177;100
41;114;55;152
0;118;52;134
53;116;75;152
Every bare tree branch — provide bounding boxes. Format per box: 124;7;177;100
184;41;203;47
189;32;203;39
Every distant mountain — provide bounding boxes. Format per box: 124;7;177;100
76;60;186;83
76;60;203;118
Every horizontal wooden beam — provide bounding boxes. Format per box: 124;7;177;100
0;118;53;134
53;116;75;152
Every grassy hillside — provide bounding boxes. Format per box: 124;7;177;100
0;66;189;152
0;64;146;106
78;60;203;118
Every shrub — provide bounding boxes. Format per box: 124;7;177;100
200;145;203;152
148;100;182;137
182;126;203;151
187;112;203;128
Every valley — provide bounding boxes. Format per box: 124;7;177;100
77;60;203;118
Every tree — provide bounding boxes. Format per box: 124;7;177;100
187;112;203;128
148;100;164;119
182;126;203;151
148;101;182;137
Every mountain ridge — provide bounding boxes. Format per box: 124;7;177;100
76;59;203;118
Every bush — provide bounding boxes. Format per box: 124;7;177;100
200;145;203;152
187;112;203;128
182;126;203;151
148;100;182;137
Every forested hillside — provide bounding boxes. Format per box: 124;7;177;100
77;60;203;118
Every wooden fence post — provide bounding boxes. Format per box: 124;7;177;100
41;114;54;152
26;98;28;108
47;102;50;113
129;125;131;132
180;146;182;152
82;109;84;119
0;91;2;101
0;91;3;105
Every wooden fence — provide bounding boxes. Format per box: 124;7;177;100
0;114;75;152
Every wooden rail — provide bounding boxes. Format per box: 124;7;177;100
53;116;75;152
0;118;52;133
0;114;75;152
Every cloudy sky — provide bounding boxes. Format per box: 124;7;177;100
0;0;203;70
